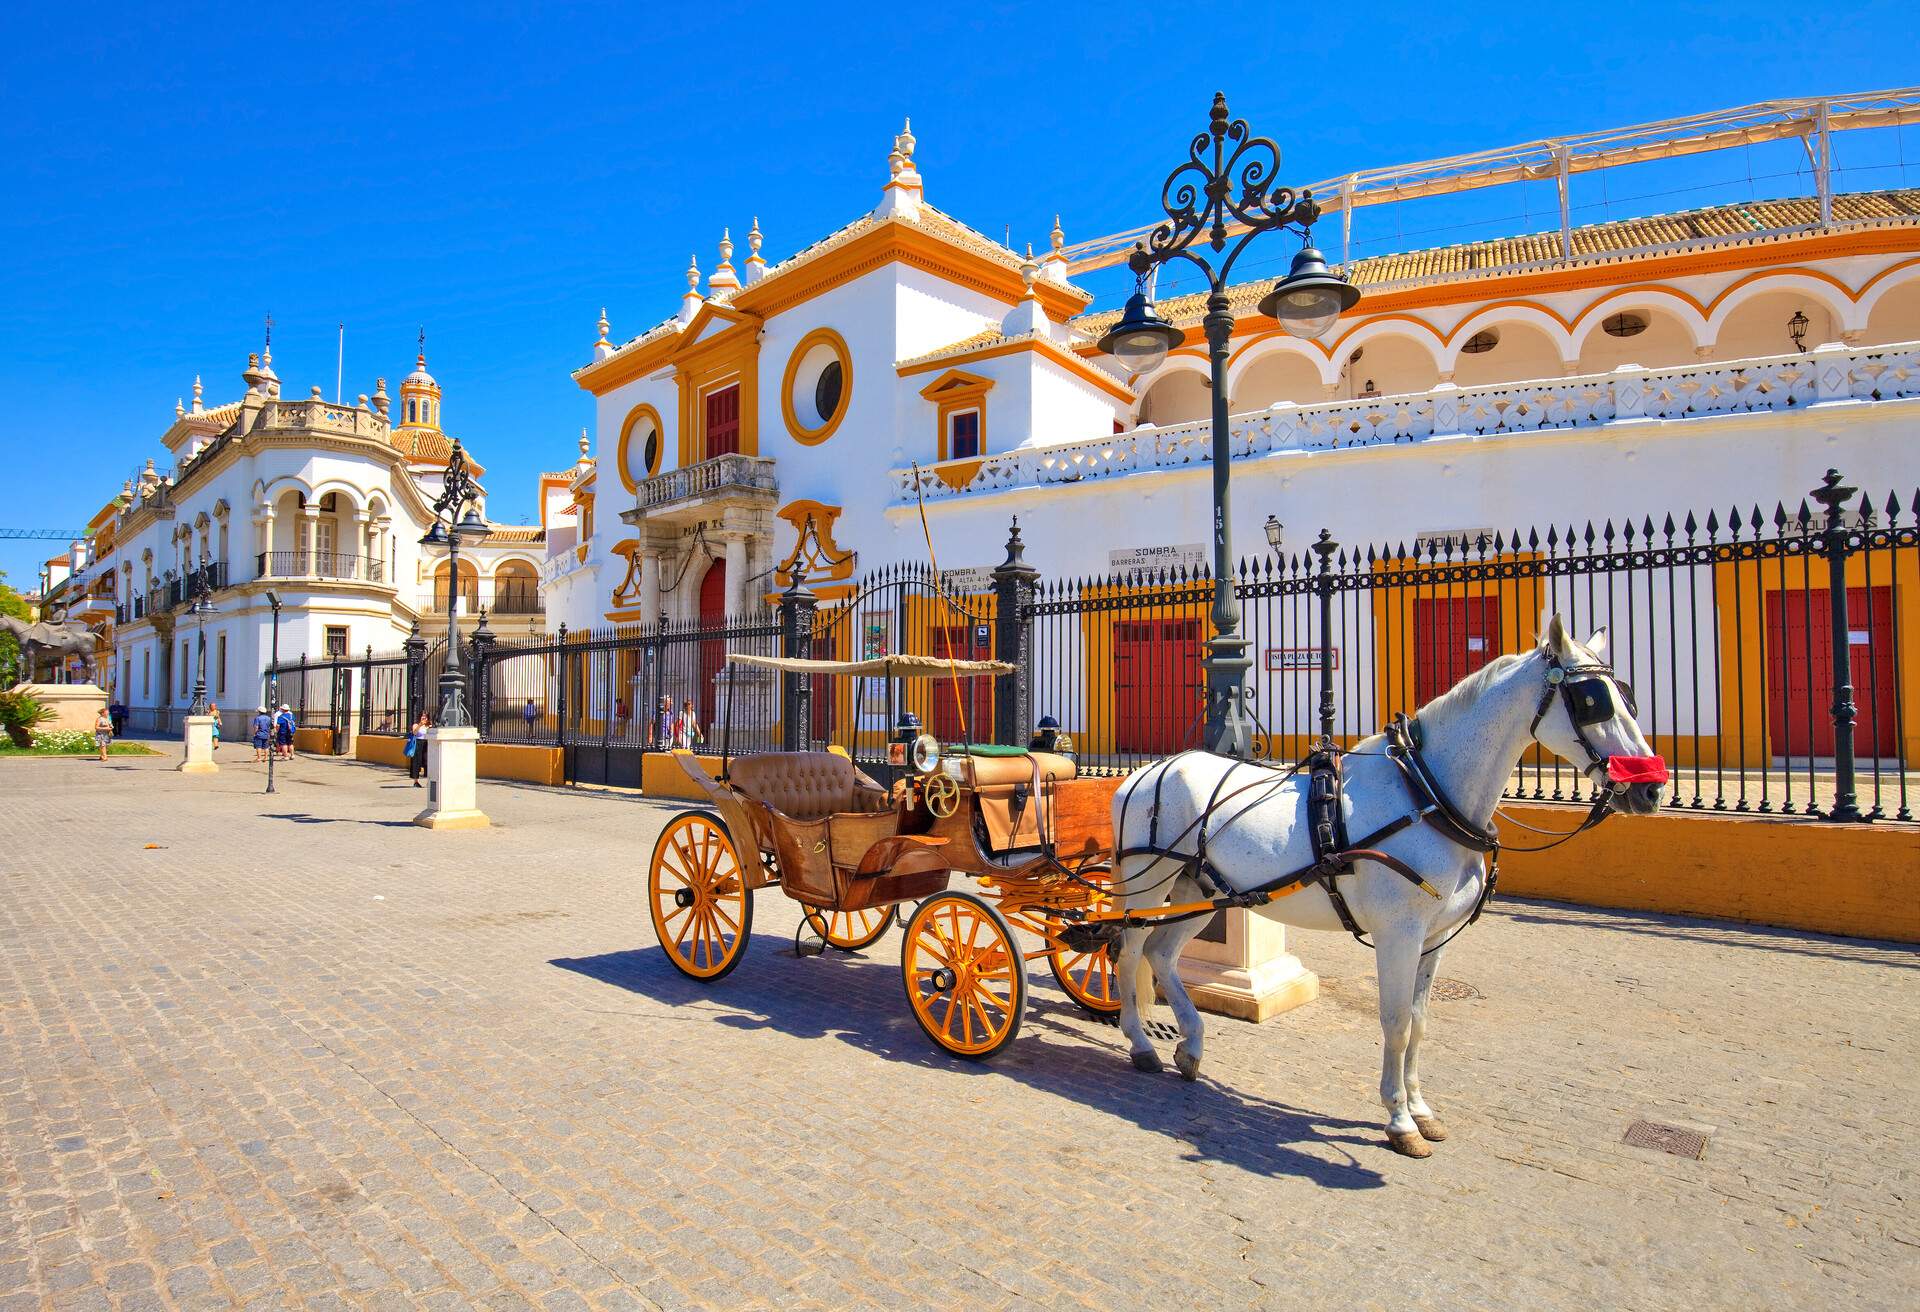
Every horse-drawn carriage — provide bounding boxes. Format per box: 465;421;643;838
646;652;1129;1058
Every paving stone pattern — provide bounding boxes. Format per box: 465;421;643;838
1;746;1915;1310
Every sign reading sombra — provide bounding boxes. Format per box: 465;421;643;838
1108;543;1206;576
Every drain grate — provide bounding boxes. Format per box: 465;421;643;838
1622;1120;1708;1159
1358;976;1481;1001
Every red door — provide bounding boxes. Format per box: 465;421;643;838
1766;586;1895;758
697;560;727;730
928;623;993;743
1414;596;1501;706
705;385;740;458
1115;619;1204;754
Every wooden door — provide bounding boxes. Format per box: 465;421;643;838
928;622;993;743
1766;586;1895;758
697;560;727;730
705;385;740;458
1414;596;1501;706
1115;619;1204;754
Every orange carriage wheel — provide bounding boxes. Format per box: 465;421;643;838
901;891;1027;1059
1045;865;1123;1015
648;810;754;981
803;905;894;952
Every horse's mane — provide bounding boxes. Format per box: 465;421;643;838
1412;648;1537;734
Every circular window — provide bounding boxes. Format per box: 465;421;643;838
1603;312;1649;339
814;360;844;426
617;405;665;493
782;328;853;445
1461;329;1500;354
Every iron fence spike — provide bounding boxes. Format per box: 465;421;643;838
1885;489;1902;517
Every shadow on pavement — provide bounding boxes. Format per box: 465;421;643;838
260;811;416;828
1492;897;1920;969
552;943;1386;1189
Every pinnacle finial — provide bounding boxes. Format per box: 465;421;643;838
192;375;203;410
596;307;609;343
719;227;733;265
686;253;700;290
1050;215;1064;254
579;427;590;457
175;397;184;418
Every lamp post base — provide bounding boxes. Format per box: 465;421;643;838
1201;634;1255;759
413;725;489;830
178;715;219;774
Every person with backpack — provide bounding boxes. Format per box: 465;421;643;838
274;704;296;759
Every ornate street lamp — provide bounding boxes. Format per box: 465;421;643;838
418;440;489;726
186;553;215;716
1096;92;1360;757
1263;515;1284;555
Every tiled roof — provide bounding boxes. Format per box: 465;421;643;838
390;428;487;476
1072;188;1920;334
480;526;545;544
897;328;1005;368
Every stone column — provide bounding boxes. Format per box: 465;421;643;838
413;725;489;830
300;505;321;576
1175;910;1317;1022
721;534;748;619
638;546;662;624
179;715;219;774
353;510;374;580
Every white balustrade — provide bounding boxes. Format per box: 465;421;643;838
892;343;1920;504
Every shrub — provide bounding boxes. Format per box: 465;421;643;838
0;689;54;745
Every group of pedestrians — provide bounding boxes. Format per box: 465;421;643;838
649;695;704;750
249;705;297;763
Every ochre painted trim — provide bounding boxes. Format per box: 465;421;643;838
615;404;665;494
898;335;1136;405
920;369;994;462
780;327;854;446
1495;804;1920;944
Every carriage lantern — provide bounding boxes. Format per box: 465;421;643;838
1094;92;1360;757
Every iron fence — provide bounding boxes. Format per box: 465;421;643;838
246;465;1913;820
1027;468;1915;820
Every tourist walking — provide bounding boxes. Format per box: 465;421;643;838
274;704;296;759
677;698;703;751
406;711;432;786
93;706;113;762
250;706;273;763
206;702;221;748
651;695;676;749
522;697;538;739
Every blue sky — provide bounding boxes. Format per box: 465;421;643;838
1;1;1913;587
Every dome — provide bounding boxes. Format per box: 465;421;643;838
403;355;437;389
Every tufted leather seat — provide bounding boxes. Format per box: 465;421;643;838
726;752;890;823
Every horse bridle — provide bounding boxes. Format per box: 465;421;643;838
1526;652;1644;796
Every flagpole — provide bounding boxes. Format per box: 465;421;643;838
336;324;345;402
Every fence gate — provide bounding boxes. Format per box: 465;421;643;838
809;565;1002;782
327;666;354;755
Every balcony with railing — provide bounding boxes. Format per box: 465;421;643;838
256;551;388;583
892;341;1920;504
490;581;542;614
621;453;778;529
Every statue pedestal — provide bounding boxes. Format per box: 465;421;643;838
414;726;489;830
1176;909;1318;1022
11;682;107;732
178;715;219;774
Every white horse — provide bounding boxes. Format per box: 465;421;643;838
1110;616;1663;1157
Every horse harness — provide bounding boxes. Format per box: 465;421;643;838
1112;652;1647;948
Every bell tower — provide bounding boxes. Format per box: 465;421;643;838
398;327;441;431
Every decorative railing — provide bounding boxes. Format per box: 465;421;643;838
257;396;389;438
893;342;1920;503
491;582;542;614
256;551;386;583
632;453;777;512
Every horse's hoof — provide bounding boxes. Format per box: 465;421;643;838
1387;1129;1433;1158
1413;1113;1449;1142
1130;1050;1163;1074
1173;1045;1201;1082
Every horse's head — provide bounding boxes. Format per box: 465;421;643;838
1531;616;1666;816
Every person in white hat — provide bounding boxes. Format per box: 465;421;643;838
274;704;296;759
250;706;273;763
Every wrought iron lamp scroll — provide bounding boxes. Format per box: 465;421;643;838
1095;92;1360;757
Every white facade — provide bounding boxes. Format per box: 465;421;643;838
109;346;546;734
554;121;1920;640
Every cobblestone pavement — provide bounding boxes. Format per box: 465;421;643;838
2;745;1915;1311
